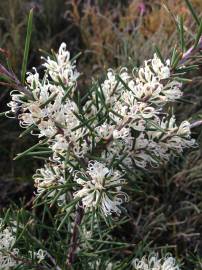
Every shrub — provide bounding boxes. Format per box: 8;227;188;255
0;1;202;269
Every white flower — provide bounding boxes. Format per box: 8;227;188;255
120;91;157;120
34;163;65;187
113;127;130;140
162;81;182;102
100;68;130;105
43;42;79;87
0;248;19;270
130;118;146;131
151;54;171;80
74;161;128;216
0;227;15;250
129;79;163;102
147;117;196;154
19;103;45;127
26;68;41;90
138;54;170;83
100;69;118;104
130;54;182;105
167;120;196;152
29;249;46;263
51;134;69;153
0;221;47;268
10;67;85;157
132;253;180;270
37;119;57;138
10;76;64;131
33;163;66;204
133;133;151;168
177;121;191;136
0;223;19;269
95;122;114;139
7;90;24;114
167;136;196;153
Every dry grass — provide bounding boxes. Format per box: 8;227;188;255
68;0;202;75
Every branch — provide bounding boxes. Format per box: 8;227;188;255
0;63;33;100
190;120;202;128
179;37;202;65
66;202;84;268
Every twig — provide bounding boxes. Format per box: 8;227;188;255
46;253;62;270
179;37;202;65
66;202;84;268
190;120;202;128
0;63;33;100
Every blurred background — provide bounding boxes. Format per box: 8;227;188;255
0;0;201;268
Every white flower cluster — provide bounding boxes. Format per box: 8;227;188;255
74;161;128;216
33;162;67;204
87;253;180;270
94;54;182;112
89;54;195;168
7;43;196;216
8;43;88;160
0;220;46;269
0;220;19;269
132;253;180;270
43;42;79;87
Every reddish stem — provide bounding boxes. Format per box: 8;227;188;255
66;203;84;268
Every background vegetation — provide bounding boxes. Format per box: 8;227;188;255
0;0;201;268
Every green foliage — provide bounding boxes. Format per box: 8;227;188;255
21;9;33;84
